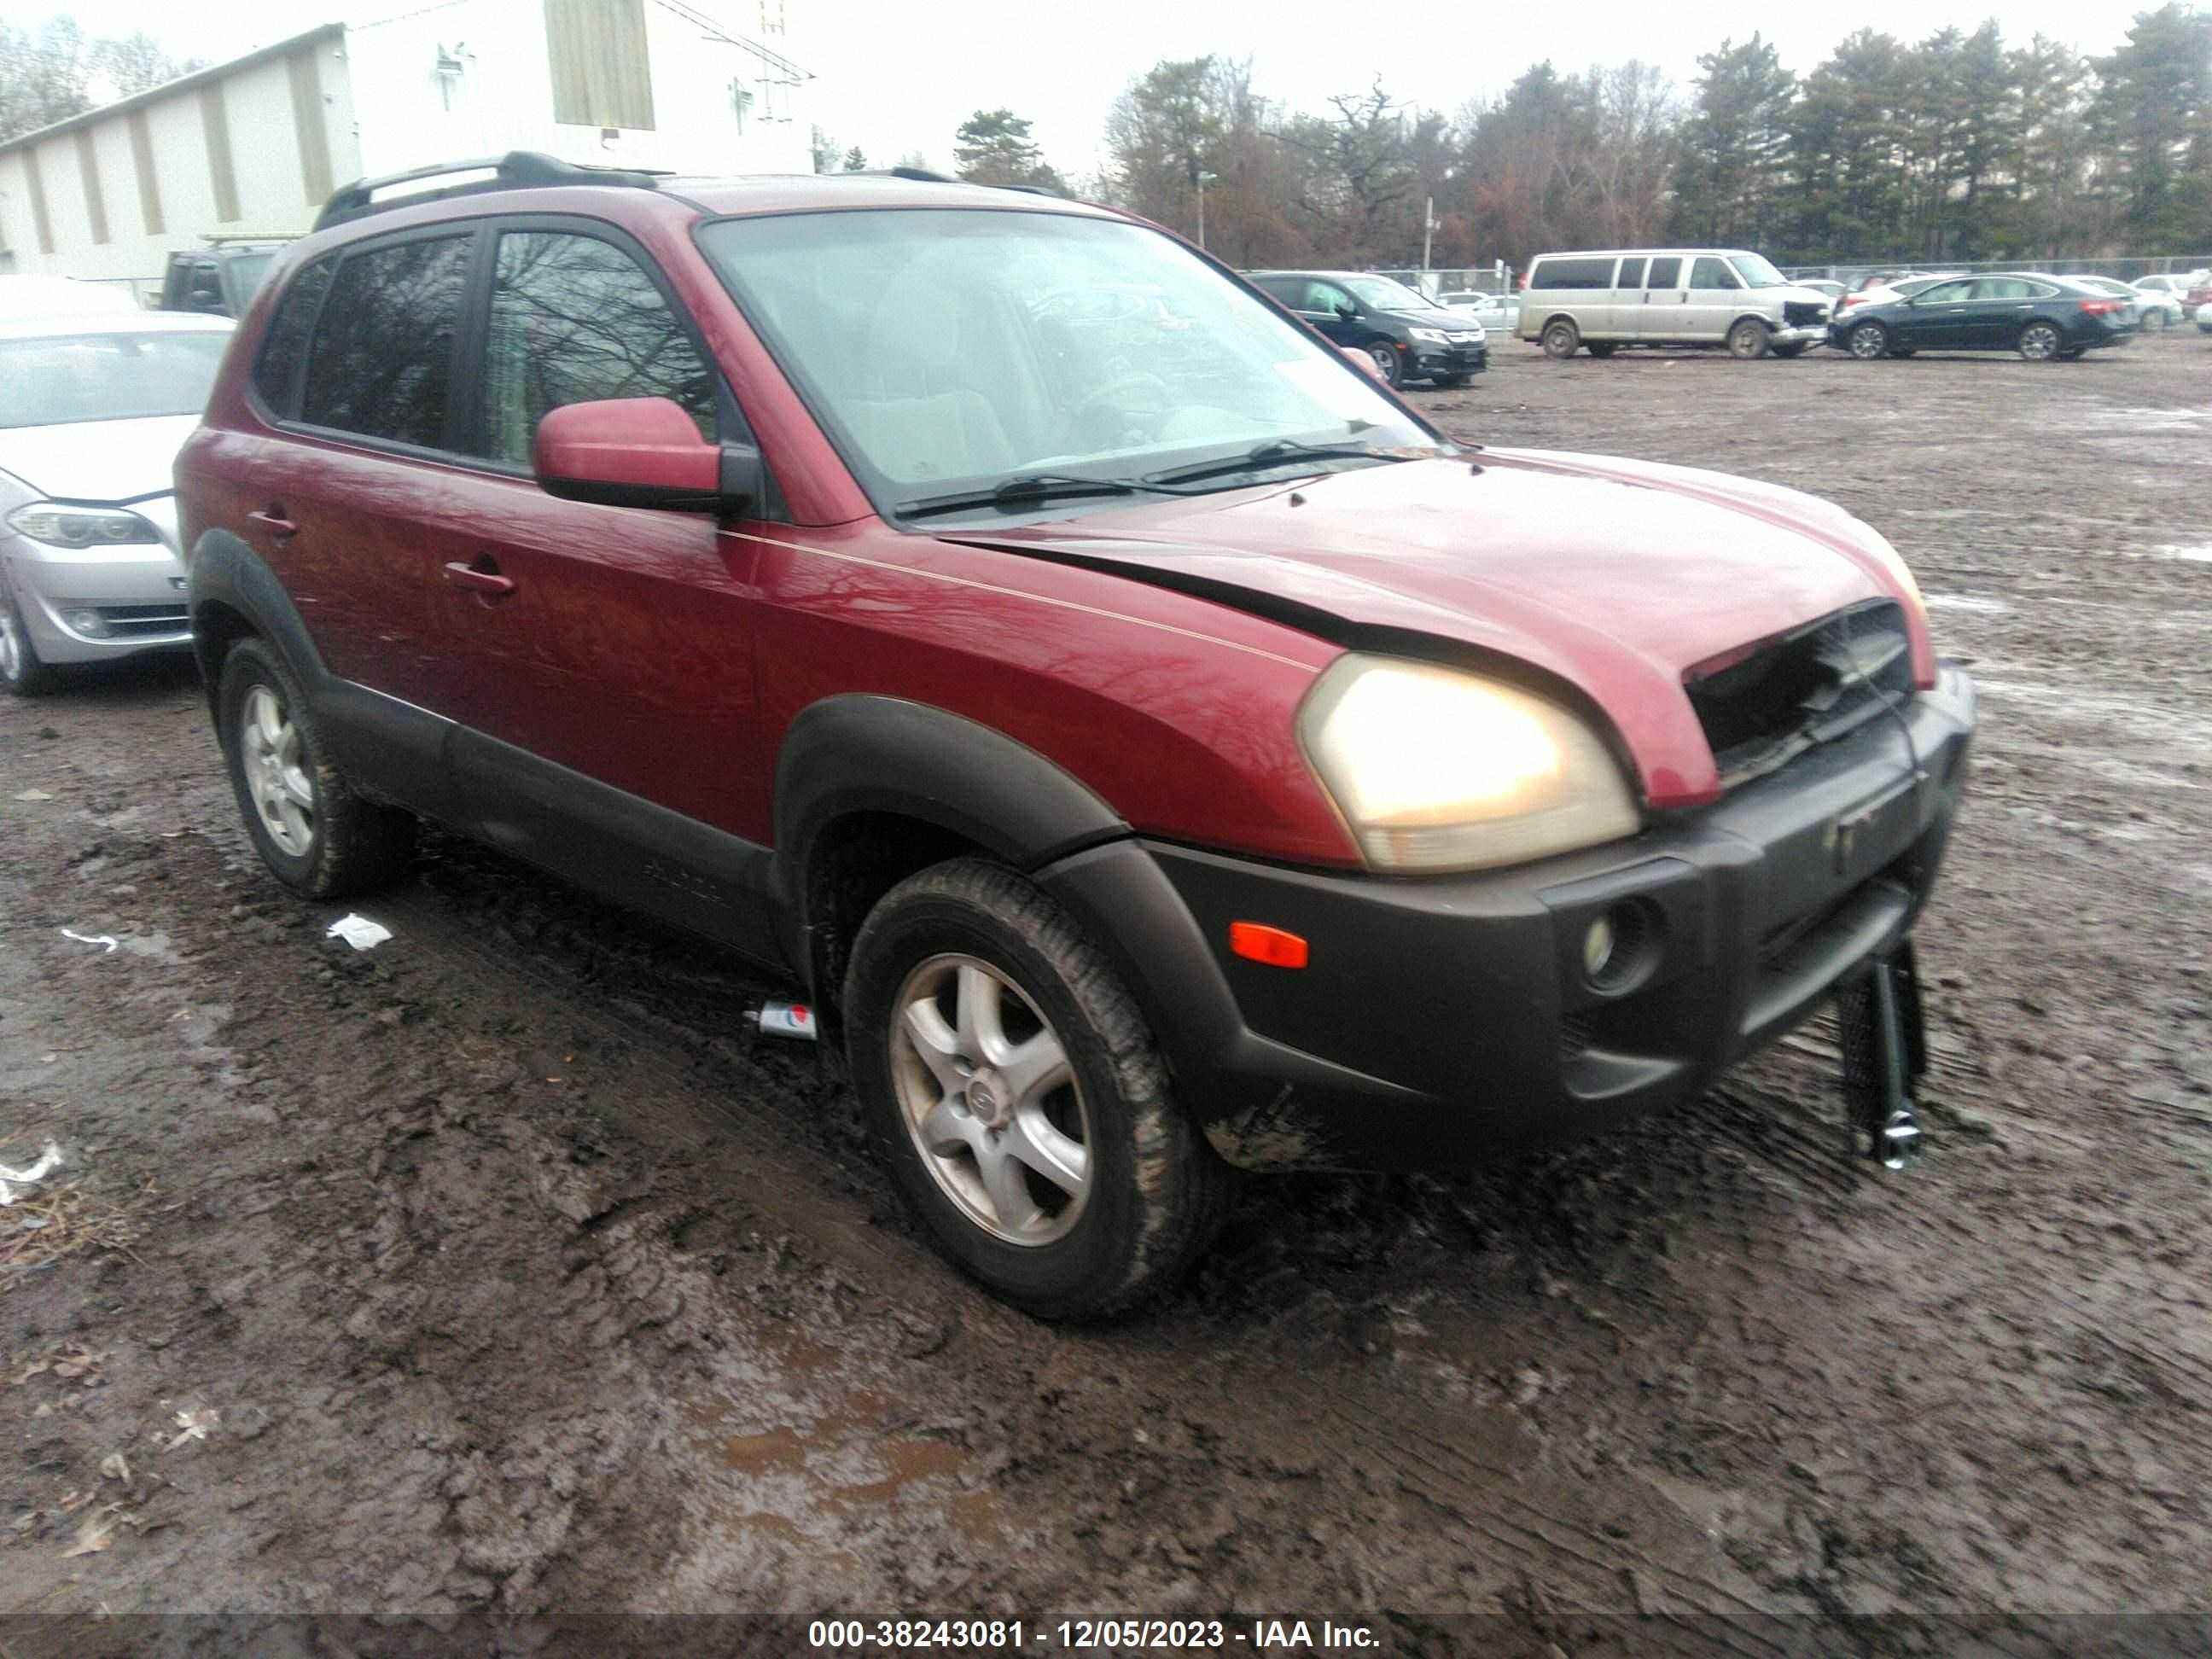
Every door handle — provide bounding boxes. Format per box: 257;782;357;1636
247;507;298;538
442;561;515;597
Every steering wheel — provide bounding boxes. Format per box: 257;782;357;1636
1074;372;1173;445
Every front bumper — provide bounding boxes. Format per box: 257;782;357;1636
1040;667;1976;1172
1412;341;1488;379
1772;323;1828;346
3;536;192;664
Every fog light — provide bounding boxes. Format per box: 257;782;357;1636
63;608;108;637
1582;915;1616;981
1581;900;1660;992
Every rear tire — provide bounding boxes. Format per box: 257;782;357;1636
1847;322;1890;360
0;592;57;697
2017;320;2064;361
218;637;416;899
1541;319;1580;358
844;858;1232;1320
1727;318;1771;359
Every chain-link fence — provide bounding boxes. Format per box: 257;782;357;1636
1782;255;2212;284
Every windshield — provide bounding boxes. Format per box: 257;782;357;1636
1342;275;1438;311
0;330;228;428
1727;253;1790;289
697;211;1434;517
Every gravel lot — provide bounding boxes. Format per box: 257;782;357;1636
3;332;2209;1647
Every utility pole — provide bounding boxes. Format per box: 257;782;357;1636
1422;195;1435;273
1197;171;1219;251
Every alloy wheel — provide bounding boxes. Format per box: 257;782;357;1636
1848;325;1888;359
0;608;21;684
241;684;317;856
1366;343;1397;382
888;953;1091;1246
2020;323;2061;360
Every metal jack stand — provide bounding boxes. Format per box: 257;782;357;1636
1837;941;1928;1169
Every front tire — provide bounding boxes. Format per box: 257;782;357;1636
1365;341;1403;387
0;592;57;697
2018;321;2064;361
1727;318;1771;359
218;637;415;899
1541;319;1580;358
1848;322;1890;360
844;858;1231;1320
2142;310;2166;333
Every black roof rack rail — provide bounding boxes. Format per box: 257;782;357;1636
315;151;668;231
883;166;957;183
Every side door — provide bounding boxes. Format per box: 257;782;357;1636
425;218;778;956
1966;276;2041;348
1892;278;1976;348
1603;255;1644;338
1681;255;1743;343
1634;255;1684;340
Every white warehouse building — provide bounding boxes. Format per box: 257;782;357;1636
0;0;812;285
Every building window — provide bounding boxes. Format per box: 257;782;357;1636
544;0;655;131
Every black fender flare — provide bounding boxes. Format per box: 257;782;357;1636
770;696;1128;992
186;528;331;714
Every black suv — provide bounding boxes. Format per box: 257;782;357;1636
1248;271;1488;387
156;241;291;318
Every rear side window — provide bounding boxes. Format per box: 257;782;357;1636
1530;258;1614;290
476;230;716;465
1615;257;1646;288
1689;257;1738;290
300;235;473;449
1251;276;1299;306
1645;256;1681;288
252;256;336;416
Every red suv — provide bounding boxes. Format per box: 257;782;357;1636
178;154;1976;1318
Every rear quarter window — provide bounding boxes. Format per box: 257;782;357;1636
1529;258;1615;291
252;256;337;416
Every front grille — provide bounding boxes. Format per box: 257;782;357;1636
96;604;189;638
1784;300;1829;327
1685;599;1914;788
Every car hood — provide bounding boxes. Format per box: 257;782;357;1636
0;414;201;505
944;451;1932;806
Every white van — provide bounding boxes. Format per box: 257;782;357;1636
1516;249;1833;359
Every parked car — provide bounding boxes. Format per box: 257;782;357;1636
1516;248;1833;358
2132;271;2209;317
1439;289;1520;335
1246;271;1488;387
180;154;1974;1318
2186;276;2212;322
2069;276;2158;329
1;311;233;694
2122;281;2186;330
156;241;291;318
1831;273;2136;361
1796;278;1848;307
0;275;142;318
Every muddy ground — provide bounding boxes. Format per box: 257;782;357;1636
2;333;2209;1650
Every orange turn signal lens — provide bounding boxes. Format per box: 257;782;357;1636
1229;922;1309;969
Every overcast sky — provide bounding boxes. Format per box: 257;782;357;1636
49;0;2151;177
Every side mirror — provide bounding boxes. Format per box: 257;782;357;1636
1341;345;1387;382
533;397;754;514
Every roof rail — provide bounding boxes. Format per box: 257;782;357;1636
314;151;667;231
884;166;957;183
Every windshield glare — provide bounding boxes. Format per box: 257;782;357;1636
0;330;228;428
1728;253;1790;289
699;211;1433;515
1342;275;1437;311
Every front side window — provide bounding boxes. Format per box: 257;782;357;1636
1689;256;1739;291
300;235;472;448
0;329;229;429
253;255;336;414
477;230;716;465
1916;280;1974;305
697;209;1433;513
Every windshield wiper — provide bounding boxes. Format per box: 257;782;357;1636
896;472;1158;521
1144;439;1420;489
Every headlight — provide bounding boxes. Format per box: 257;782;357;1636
1298;655;1642;872
7;503;161;550
1406;327;1452;345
